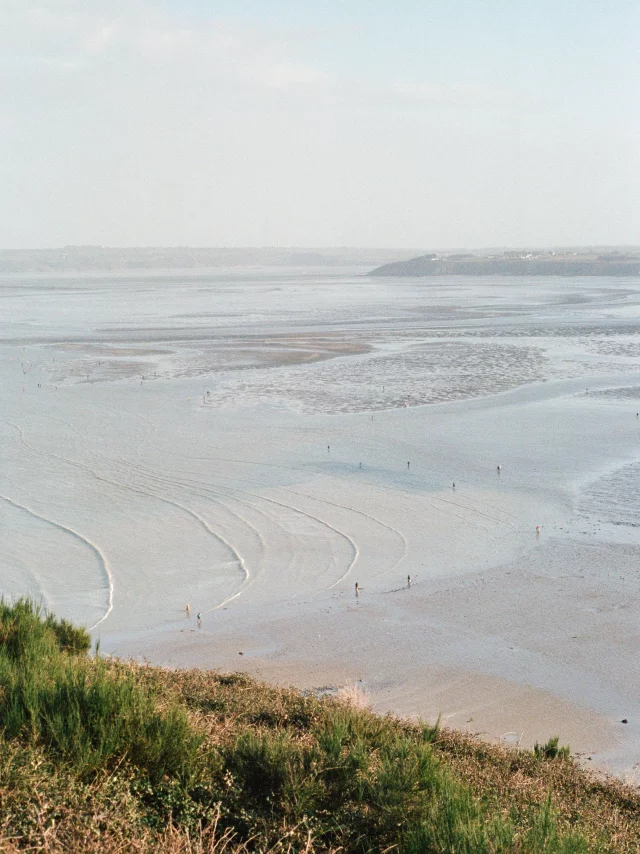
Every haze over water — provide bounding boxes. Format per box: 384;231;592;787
2;268;640;776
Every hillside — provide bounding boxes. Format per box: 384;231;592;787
1;599;639;853
370;253;640;277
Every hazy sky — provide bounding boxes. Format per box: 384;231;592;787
2;0;639;249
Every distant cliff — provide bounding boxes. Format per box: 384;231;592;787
370;254;640;277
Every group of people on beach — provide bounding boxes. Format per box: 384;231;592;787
182;456;546;621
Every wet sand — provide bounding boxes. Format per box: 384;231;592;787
2;268;640;779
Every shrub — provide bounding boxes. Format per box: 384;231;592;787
0;599;201;782
0;598;90;661
45;613;91;655
534;737;571;761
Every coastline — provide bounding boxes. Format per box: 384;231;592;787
3;269;640;782
108;539;636;779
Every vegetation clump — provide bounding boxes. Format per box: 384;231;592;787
0;598;638;853
0;599;199;782
534;737;571;762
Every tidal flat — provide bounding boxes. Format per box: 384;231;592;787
2;268;640;777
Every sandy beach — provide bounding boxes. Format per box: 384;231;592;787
1;268;640;779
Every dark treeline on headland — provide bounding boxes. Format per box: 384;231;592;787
371;249;640;277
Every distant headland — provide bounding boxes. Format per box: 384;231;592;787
370;248;640;277
2;246;640;276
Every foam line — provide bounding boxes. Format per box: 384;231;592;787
6;420;248;612
0;493;113;630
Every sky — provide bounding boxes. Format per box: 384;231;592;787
1;0;639;249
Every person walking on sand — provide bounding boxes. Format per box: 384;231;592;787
196;612;202;627
407;574;411;588
185;604;191;617
355;582;359;599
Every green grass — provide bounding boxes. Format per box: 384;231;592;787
0;598;638;853
534;737;571;762
0;597;90;661
0;598;200;781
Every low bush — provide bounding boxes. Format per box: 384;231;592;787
0;599;201;782
534;737;571;761
45;612;91;654
0;598;88;662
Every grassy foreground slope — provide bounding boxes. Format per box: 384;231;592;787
0;600;638;853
